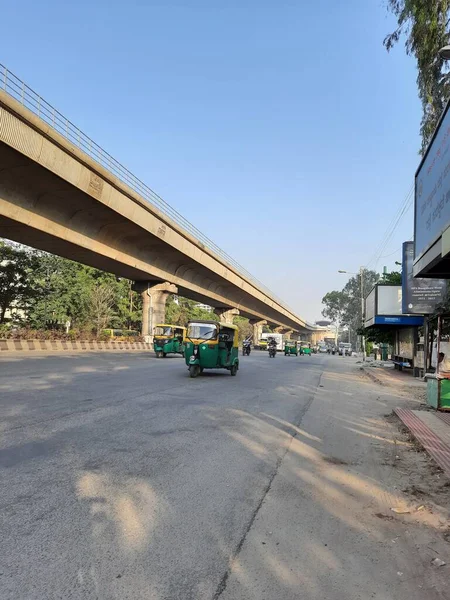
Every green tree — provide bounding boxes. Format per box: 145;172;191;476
27;251;142;331
89;284;115;336
322;291;346;326
165;296;219;326
0;241;38;323
28;253;92;328
384;1;450;151
381;270;402;285
341;269;379;334
233;316;253;342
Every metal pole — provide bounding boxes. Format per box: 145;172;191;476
360;266;365;361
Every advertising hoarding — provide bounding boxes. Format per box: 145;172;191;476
364;285;424;328
377;286;402;315
402;241;446;314
415;103;450;261
365;287;375;322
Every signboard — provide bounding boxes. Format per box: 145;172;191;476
374;316;423;326
402;241;446;313
377;286;402;316
415;102;450;260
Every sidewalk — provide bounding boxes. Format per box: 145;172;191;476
363;363;450;483
362;362;426;402
219;358;450;599
395;408;450;478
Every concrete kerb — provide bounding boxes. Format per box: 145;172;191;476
0;339;153;353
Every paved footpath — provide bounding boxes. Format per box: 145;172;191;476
0;352;448;599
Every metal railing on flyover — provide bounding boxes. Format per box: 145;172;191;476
0;64;311;325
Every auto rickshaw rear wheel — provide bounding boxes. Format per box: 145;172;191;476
230;364;238;376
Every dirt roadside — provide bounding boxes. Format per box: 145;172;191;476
219;359;450;599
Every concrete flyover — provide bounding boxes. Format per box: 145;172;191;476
0;67;314;337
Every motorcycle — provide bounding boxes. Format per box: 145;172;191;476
268;344;277;358
243;340;251;356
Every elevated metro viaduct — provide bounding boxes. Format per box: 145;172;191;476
0;73;315;341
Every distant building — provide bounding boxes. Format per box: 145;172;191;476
195;303;213;312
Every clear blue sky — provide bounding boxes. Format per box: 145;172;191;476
2;0;421;322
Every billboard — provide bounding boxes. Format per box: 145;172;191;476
415;102;450;260
365;287;375;322
402;241;446;313
364;284;424;328
377;286;402;315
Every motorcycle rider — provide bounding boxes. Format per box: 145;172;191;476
268;337;277;358
243;338;252;356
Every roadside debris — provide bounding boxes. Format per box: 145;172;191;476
431;558;446;567
390;507;411;514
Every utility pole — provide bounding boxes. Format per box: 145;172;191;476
360;266;365;362
338;266;366;361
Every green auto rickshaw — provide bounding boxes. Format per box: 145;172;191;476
153;324;186;358
284;340;298;356
299;342;312;356
184;320;239;377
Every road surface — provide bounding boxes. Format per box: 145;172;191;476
0;351;447;599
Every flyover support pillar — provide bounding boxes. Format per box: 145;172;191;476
133;282;178;342
216;307;240;324
249;319;267;344
274;326;293;340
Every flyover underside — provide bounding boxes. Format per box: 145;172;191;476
0;141;307;332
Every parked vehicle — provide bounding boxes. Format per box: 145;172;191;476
339;342;352;356
184;320;239;377
284;340;298;356
243;339;251;356
153;324;186;358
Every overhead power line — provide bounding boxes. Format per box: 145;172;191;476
365;182;414;271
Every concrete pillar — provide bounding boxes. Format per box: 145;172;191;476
249;319;267;344
272;327;294;340
216;307;240;324
133;282;178;341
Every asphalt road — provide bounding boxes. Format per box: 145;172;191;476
1;351;447;599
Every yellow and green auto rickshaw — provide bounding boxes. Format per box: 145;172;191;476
284;340;298;356
184;320;239;377
153;324;186;358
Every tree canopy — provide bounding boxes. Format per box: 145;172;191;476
0;242;39;323
322;269;379;344
384;0;450;151
0;239;255;341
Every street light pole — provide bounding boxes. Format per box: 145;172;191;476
360;266;365;362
